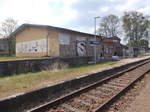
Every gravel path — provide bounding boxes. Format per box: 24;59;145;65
105;70;150;112
90;56;150;74
125;72;150;112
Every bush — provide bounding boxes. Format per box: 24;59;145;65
42;61;69;72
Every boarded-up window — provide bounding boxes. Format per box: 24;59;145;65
59;33;70;45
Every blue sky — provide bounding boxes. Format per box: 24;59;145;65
0;0;150;34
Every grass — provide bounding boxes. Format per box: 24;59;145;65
0;56;49;61
139;52;150;56
0;61;118;98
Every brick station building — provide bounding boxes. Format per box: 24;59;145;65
9;24;127;58
101;36;124;58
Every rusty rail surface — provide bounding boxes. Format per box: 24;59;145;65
28;60;150;112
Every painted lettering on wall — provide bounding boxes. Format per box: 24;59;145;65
16;38;47;53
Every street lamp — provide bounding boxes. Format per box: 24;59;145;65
94;16;100;64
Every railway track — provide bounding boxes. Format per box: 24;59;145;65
28;59;150;112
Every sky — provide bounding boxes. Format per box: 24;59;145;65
0;0;150;35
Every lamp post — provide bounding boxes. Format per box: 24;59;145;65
94;16;100;64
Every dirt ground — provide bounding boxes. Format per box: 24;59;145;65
126;72;150;112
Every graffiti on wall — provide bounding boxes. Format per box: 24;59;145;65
77;41;86;56
16;38;47;53
76;37;86;56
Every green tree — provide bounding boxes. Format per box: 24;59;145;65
98;14;120;37
0;18;18;56
139;39;149;51
122;11;150;52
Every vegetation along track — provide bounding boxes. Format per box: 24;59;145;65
28;59;150;112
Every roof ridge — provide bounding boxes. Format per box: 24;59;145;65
9;23;102;38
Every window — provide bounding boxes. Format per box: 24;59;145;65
108;46;113;48
59;33;70;45
105;48;109;53
77;37;86;41
109;48;112;54
113;40;118;42
107;46;113;54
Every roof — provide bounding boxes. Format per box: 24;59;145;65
102;36;121;43
9;23;101;38
103;36;121;41
120;44;128;49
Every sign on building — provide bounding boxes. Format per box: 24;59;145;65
90;41;100;46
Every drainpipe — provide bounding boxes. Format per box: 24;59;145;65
46;32;51;56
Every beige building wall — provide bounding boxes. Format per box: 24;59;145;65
58;31;97;57
15;25;102;58
58;31;81;57
16;27;59;57
47;30;59;57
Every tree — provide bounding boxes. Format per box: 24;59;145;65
122;11;150;54
139;39;149;51
98;14;120;37
0;18;18;55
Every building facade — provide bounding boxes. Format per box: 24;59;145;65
11;24;101;57
101;37;123;58
10;24;126;58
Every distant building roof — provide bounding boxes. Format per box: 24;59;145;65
102;36;121;43
103;36;121;41
120;44;128;49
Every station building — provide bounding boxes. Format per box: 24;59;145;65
10;24;126;58
101;36;124;57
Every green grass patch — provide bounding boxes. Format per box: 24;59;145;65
139;52;150;56
0;56;49;61
0;61;117;98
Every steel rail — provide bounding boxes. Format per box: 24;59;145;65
28;59;150;112
94;66;150;112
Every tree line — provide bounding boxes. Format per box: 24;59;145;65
0;18;18;56
98;11;150;55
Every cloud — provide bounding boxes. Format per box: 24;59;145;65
66;0;150;33
0;0;149;34
0;0;77;27
100;6;110;13
65;0;120;33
